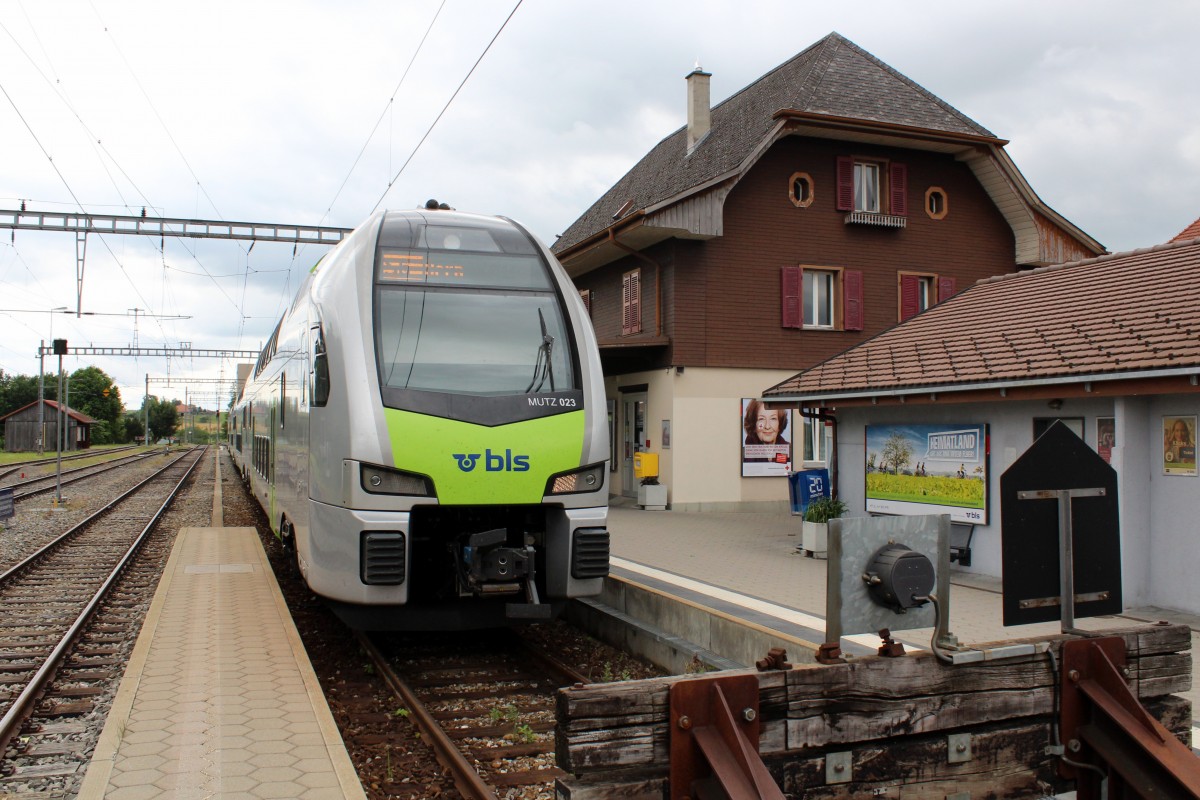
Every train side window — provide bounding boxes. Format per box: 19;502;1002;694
280;374;286;429
312;325;330;407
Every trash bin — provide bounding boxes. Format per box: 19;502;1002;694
788;468;830;516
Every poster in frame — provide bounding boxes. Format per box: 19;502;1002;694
1096;417;1115;464
1162;415;1197;476
865;423;989;524
741;398;792;477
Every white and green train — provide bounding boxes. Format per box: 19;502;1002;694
229;207;610;629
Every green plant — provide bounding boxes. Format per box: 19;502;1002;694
803;496;847;523
362;662;375;675
513;723;536;744
489;704;518;724
392;707;409;719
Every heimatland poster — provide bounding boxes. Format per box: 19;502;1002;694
865;423;988;524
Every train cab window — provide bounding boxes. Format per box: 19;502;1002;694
312;325;330;407
373;222;576;398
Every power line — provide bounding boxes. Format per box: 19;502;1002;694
369;0;525;215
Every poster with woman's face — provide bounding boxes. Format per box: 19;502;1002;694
741;398;792;477
1162;416;1197;476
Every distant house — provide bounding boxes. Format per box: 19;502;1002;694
762;237;1200;615
553;32;1103;510
0;399;97;452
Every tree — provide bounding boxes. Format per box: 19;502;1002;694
143;396;180;442
123;413;144;444
67;366;123;444
0;371;41;418
881;431;913;475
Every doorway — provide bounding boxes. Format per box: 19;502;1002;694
621;392;647;498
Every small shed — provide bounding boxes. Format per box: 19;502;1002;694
0;399;97;452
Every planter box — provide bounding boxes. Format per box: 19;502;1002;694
802;520;828;557
637;483;667;511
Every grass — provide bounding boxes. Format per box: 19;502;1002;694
866;472;985;508
0;443;145;466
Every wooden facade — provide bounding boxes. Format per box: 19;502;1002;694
1;400;94;452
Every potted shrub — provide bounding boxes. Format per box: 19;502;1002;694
801;496;847;557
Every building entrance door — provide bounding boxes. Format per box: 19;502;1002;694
621;393;647;498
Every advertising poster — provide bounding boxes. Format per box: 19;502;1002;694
1162;415;1197;476
865;423;988;524
741;398;792;477
1096;417;1115;464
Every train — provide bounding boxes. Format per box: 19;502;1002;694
228;205;610;630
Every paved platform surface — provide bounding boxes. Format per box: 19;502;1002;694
606;500;1200;717
77;448;364;800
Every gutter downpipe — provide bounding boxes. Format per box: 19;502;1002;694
608;228;663;337
799;406;838;500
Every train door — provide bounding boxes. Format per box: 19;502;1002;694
621;393;647;498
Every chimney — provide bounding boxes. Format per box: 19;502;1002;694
686;64;712;154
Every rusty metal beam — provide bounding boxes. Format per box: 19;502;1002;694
1059;637;1200;799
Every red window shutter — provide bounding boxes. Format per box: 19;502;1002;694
579;289;591;314
890;162;907;216
836;156;854;211
899;273;920;321
843;269;864;331
621;273;632;334
622;270;641;334
781;266;802;328
937;275;957;303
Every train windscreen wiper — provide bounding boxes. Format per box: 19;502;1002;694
524;307;555;393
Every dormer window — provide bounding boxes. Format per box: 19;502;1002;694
836;156;907;227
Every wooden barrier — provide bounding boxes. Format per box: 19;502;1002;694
555;624;1193;799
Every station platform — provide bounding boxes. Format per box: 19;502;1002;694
604;499;1200;744
76;454;366;800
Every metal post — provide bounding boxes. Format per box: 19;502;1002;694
63;368;70;452
37;341;44;455
1057;489;1075;631
144;374;150;448
55;355;63;503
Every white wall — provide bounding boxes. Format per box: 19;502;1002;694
835;392;1200;616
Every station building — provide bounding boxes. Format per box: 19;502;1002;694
0;399;97;452
762;234;1200;616
553;32;1103;510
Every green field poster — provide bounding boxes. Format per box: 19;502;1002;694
865;423;989;524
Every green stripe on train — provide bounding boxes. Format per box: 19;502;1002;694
383;409;585;505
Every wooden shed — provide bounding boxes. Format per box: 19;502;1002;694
0;399;97;452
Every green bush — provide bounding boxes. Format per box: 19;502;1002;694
803;496;847;523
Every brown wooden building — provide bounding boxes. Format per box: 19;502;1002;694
1;399;97;453
553;32;1104;510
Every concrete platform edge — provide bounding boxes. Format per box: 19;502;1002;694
76;523;189;800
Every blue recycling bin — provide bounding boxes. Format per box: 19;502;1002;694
787;468;830;516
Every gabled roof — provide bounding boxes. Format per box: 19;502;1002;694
763;238;1200;403
0;399;99;425
1171;216;1200;243
554;32;1103;270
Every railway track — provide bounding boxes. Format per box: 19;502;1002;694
4;450;158;501
0;446;207;767
356;630;591;800
0;446;139;484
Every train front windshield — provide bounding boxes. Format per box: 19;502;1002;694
374;223;576;397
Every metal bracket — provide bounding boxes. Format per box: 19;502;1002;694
669;673;784;800
755;647;792;671
947;732;972;764
825;750;852;784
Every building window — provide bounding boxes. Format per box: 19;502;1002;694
854;162;880;213
804;269;836;328
781;266;864;331
837;157;907;217
789;172;814;208
802;415;827;463
898;271;958;321
925;186;948;220
621;269;641;335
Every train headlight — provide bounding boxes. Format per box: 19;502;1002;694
360;463;434;497
546;463;605;495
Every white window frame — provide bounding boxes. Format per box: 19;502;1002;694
802;415;828;464
916;275;934;314
803;269;835;329
853;161;880;213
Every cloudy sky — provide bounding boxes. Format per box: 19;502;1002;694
2;0;1198;410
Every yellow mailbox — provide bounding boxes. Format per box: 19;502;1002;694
633;451;659;480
